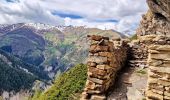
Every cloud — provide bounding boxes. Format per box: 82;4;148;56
0;0;148;35
0;0;64;25
64;17;117;30
40;0;148;20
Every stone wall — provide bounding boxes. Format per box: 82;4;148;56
129;37;149;68
129;35;170;100
81;34;170;100
135;0;170;99
81;35;128;100
146;38;170;100
130;35;170;68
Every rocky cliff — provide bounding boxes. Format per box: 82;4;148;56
137;0;170;36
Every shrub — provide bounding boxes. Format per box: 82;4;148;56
130;34;137;41
37;64;87;100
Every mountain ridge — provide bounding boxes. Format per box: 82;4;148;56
0;23;127;78
0;22;127;99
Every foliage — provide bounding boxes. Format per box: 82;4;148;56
130;34;137;41
0;49;50;93
0;96;2;100
37;64;87;100
32;89;43;100
156;0;160;3
136;69;147;75
0;59;37;92
0;50;50;80
0;28;46;66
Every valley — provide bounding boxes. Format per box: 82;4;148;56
0;23;125;99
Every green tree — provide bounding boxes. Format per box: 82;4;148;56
37;64;87;100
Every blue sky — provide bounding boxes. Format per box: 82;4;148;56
52;11;84;19
0;0;148;34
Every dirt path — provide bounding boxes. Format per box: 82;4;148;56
107;66;147;100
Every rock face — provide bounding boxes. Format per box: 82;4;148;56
81;35;128;100
137;0;170;36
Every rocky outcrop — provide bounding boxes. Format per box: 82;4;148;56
1;91;30;100
147;0;170;21
136;0;170;36
81;35;128;100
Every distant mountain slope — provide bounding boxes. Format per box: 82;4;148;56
0;49;49;93
0;23;127;79
0;27;45;66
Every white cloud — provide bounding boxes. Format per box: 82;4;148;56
64;17;117;30
0;0;64;25
0;0;148;35
40;0;148;20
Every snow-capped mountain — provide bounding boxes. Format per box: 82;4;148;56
25;23;66;31
0;23;67;34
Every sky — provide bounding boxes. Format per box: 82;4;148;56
0;0;148;35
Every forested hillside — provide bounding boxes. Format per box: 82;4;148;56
0;49;49;93
32;64;87;100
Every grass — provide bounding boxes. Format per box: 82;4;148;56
142;98;146;100
136;69;147;75
130;34;137;41
44;32;59;46
35;64;87;100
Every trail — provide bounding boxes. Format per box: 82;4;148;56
107;62;148;100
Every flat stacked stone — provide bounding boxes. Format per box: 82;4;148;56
130;35;170;68
146;40;170;100
81;35;128;100
130;40;148;68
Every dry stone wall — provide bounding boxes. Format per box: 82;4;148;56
81;35;128;100
136;0;170;99
129;35;170;100
146;37;170;100
129;38;149;68
129;34;168;68
128;35;163;68
81;34;170;100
